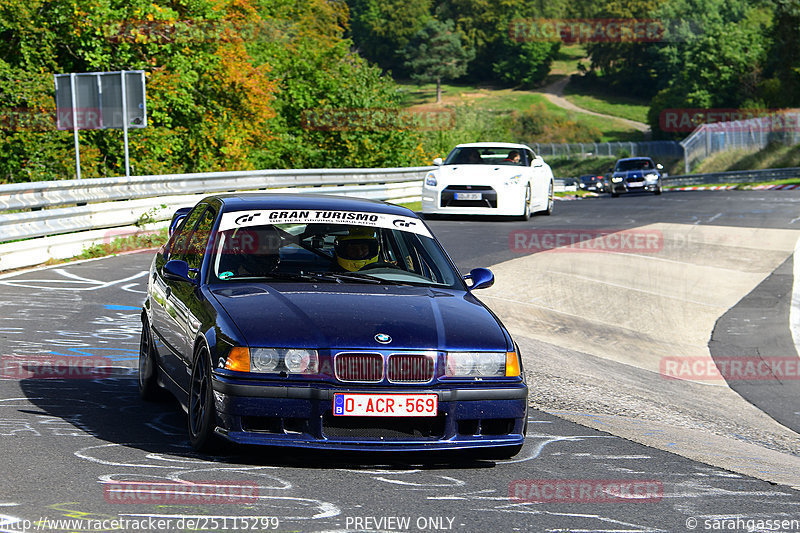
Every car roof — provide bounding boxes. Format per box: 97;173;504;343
616;157;654;162
206;193;418;217
455;142;534;150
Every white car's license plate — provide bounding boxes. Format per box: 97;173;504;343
628;182;644;187
333;393;438;417
455;192;482;200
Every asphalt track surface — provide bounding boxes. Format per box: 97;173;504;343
1;190;799;533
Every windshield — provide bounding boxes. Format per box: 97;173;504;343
210;212;461;288
615;159;655;172
445;147;528;166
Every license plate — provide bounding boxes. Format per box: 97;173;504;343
333;393;438;417
628;182;644;187
455;192;482;200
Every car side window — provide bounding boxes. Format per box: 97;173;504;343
167;205;207;259
178;207;217;273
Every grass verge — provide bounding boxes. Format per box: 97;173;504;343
75;229;169;261
562;82;650;124
664;178;800;190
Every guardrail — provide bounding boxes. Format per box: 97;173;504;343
663;167;800;186
1;165;796;273
0;167;432;272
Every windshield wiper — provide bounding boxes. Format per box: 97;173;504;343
312;271;414;285
223;271;340;283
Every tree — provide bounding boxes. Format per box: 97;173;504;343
402;19;473;103
347;0;432;75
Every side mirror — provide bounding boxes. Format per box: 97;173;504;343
464;267;494;290
433;158;443;166
163;259;197;284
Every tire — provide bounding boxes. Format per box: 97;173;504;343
540;180;554;216
611;192;620;198
654;181;662;195
188;347;224;453
138;321;164;401
519;184;532;221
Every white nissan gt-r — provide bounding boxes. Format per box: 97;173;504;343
421;143;555;220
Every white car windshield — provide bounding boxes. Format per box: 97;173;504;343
445;147;528;166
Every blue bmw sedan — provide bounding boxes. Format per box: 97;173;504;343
140;194;527;457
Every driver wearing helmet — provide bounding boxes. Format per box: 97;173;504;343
334;227;380;272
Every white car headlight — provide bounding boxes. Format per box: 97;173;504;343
425;172;437;187
251;348;319;374
445;352;508;377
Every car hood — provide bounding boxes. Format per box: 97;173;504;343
439;164;523;184
211;283;510;352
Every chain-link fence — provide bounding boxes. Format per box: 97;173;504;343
680;112;800;173
531;141;683;160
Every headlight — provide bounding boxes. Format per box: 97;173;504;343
504;175;522;186
425;172;437;187
446;352;517;377
611;176;623;183
226;347;319;374
645;173;659;181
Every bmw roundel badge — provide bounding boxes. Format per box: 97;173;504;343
375;333;392;344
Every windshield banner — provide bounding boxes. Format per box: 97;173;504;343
219;210;433;238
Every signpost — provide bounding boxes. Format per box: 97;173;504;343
54;71;147;179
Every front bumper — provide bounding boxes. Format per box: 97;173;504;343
211;374;528;451
611;181;659;194
421;184;525;216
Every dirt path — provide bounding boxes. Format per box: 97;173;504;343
540;77;651;134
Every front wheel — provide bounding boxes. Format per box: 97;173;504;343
518;184;532;221
138;321;164;401
654;181;662;195
540;180;554;216
188;347;224;453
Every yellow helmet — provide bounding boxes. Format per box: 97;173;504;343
335;228;379;271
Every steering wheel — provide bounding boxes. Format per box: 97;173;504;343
358;261;400;271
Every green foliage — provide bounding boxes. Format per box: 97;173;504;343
347;0;432;74
0;0;278;182
247;0;423;168
512;102;602;143
492;34;559;88
402;19;474;87
78;228;168;259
